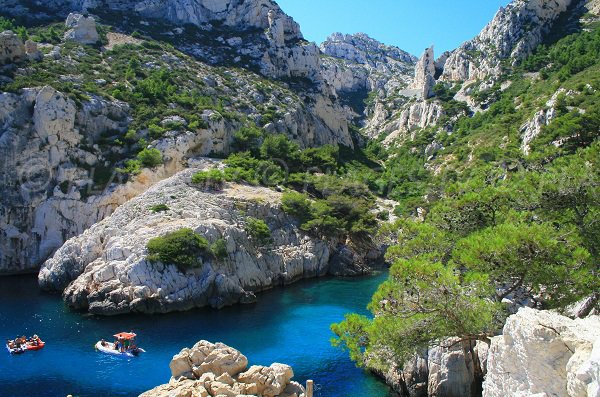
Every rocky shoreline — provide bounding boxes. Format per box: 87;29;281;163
372;308;600;397
38;167;382;315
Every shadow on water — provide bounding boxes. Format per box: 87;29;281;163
0;273;398;397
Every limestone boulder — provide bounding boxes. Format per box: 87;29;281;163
141;341;304;397
0;30;25;64
237;364;294;397
482;308;600;397
64;13;99;44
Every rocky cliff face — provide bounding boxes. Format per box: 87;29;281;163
0;4;354;274
441;0;574;83
319;33;416;130
483;308;600;397
38;167;373;314
141;340;306;397
374;338;488;397
320;32;416;96
3;0;321;83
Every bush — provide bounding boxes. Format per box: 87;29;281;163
150;204;169;213
281;191;313;223
233;126;263;154
211;238;228;259
245;217;271;244
137;148;163;168
191;169;225;190
260;134;299;163
146;228;209;270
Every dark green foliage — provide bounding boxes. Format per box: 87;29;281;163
147;228;209;270
245;217;271;244
191;169;225;190
137;148;163;168
150;204;169;213
233;126;264;154
210;238;228;259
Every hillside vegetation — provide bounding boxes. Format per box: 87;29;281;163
331;18;600;371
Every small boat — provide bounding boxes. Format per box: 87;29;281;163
95;332;145;358
6;343;25;355
25;340;45;351
6;335;44;355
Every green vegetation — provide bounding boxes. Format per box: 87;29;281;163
245;218;271;244
210;238;228;259
147;228;210;270
137;148;163;168
150;204;169;213
191;169;226;190
331;21;600;372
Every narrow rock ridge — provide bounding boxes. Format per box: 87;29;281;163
441;0;575;83
141;340;306;397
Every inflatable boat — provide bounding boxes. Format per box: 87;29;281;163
95;332;145;358
6;344;25;355
25;340;45;351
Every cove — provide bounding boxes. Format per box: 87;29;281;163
0;271;396;397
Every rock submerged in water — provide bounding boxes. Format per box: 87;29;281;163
140;340;305;397
38;168;374;315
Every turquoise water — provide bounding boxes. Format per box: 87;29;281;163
0;272;396;397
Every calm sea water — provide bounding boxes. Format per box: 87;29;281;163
0;272;396;397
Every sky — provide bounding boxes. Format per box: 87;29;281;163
275;0;512;56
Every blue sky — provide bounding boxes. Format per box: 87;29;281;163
275;0;511;56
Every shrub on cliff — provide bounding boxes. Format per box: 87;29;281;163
192;169;225;190
245;218;271;244
147;228;209;270
137;148;163;168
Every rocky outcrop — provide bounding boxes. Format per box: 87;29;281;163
441;0;574;83
320;32;416;95
64;13;99;44
141;340;306;397
374;338;488;397
320;33;416;129
410;46;436;99
0;30;25;64
382;100;445;145
483;308;600;397
38;167;373;314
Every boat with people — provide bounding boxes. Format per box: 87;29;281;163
95;332;145;358
6;335;45;355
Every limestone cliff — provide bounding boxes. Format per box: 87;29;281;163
38;167;374;315
140;340;306;397
483;308;600;397
441;0;575;83
0;7;353;274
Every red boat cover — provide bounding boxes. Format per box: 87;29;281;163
113;332;137;340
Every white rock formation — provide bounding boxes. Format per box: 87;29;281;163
141;340;306;397
375;338;489;397
64;13;99;45
38;168;372;314
0;30;25;64
382;101;445;145
441;0;574;83
410;46;436;99
319;33;416;133
483;308;600;397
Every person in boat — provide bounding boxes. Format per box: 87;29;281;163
113;339;119;350
6;339;15;349
100;339;107;347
